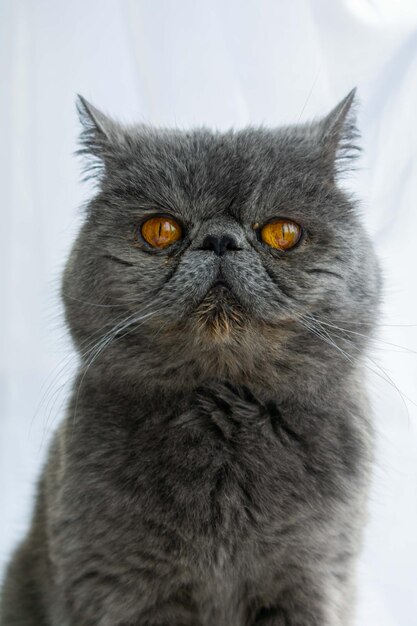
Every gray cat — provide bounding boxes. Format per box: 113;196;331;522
0;90;381;626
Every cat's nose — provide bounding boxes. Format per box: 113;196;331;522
200;234;240;256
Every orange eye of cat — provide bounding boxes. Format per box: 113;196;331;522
140;216;182;249
260;219;302;250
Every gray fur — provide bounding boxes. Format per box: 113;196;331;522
0;90;381;626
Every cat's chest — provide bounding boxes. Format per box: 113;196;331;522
125;385;341;540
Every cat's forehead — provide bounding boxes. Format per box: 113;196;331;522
122;125;324;222
137;125;316;179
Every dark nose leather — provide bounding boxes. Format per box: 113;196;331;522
200;234;240;256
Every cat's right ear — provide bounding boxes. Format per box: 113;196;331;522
76;96;124;181
315;89;360;179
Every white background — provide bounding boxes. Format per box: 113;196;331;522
1;1;417;624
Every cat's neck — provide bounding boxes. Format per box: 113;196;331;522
74;358;363;420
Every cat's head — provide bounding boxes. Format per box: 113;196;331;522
63;91;381;396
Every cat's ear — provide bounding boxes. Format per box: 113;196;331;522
316;88;360;177
76;95;125;181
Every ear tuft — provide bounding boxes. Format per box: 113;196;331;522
319;88;361;176
76;96;122;183
76;95;114;140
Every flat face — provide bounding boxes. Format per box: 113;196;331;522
65;111;380;388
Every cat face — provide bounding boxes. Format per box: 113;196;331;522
63;93;381;392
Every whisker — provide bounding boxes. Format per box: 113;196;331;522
71;306;165;429
31;308;139;439
298;313;415;417
33;298;163;448
62;291;130;308
304;314;417;355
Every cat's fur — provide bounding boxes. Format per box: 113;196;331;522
0;91;381;626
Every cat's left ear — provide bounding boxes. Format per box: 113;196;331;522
76;96;126;180
316;88;360;177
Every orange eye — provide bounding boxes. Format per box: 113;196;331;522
260;219;302;251
140;216;182;249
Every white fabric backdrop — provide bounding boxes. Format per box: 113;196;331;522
1;1;417;624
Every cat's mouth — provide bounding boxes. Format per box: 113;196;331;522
207;267;235;293
205;274;241;305
209;278;230;292
194;273;245;338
